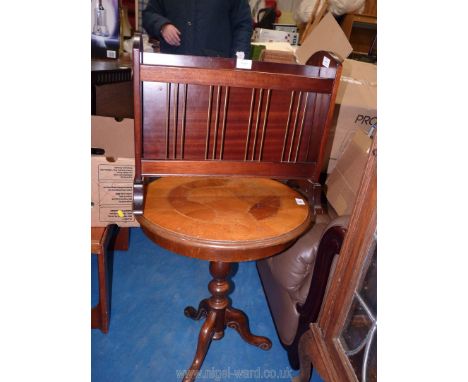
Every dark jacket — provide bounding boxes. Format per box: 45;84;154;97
142;0;253;58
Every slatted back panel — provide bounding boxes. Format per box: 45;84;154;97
133;37;341;182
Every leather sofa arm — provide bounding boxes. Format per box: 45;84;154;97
268;222;329;296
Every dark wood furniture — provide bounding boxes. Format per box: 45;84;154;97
91;58;132;86
91;58;133;118
91;58;134;245
131;34;342;381
91;225;115;333
340;0;377;56
294;134;377;382
91;225;129;333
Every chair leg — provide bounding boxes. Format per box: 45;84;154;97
114;227;129;251
98;246;109;333
91;240;109;333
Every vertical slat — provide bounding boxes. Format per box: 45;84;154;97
180;84;188;159
313;64;343;180
281;91;295;162
165;83;171;159
305;92;319;161
288;91;303;162
251;88;264;161
244;89;256;161
258;89;272;161
205;85;214;159
212;86;221;160
294;92;310;163
173;83;179;159
219;86;230;160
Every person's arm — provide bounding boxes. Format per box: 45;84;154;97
229;0;253;58
142;0;170;39
142;0;181;46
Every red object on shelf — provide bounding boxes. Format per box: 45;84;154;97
264;0;281;20
254;0;282;29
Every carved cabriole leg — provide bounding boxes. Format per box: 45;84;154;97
183;311;216;382
225;306;272;350
184;298;210;321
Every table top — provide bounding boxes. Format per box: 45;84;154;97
91;57;132;85
137;177;312;262
91;56;132;72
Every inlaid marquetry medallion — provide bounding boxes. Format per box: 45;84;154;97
141;177;310;243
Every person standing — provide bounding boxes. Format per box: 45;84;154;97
142;0;253;58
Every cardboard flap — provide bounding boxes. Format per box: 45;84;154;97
295;12;353;64
325;128;372;215
91;116;135;158
336;59;377;109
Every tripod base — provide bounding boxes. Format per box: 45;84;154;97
182;261;272;382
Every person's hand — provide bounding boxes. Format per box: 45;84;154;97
161;24;181;46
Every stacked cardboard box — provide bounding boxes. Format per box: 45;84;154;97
91;116;139;227
326;127;374;216
324;58;377;173
256;13;353;65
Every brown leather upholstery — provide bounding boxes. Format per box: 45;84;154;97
257;215;349;346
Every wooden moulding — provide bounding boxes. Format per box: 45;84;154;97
139;222;310;262
295;135;377;382
141;51;338;79
139;65;335;93
141;160;317;179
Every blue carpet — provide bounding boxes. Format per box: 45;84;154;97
92;227;325;382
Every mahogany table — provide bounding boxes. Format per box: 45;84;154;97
137;176;313;382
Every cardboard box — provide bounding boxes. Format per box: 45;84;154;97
323;58;377;173
91;116;137;227
91;156;139;227
256;12;352;65
295;12;353;64
91;0;120;59
325;127;373;216
91;116;134;158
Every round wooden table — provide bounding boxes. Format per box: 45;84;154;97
137;177;312;382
